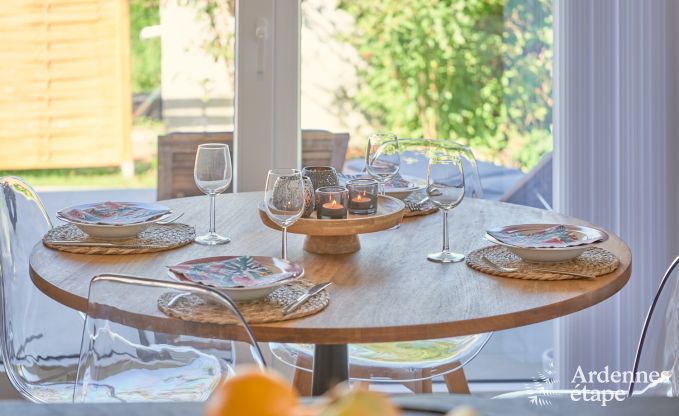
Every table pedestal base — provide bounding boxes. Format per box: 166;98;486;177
312;344;349;396
304;235;360;254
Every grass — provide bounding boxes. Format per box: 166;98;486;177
0;161;157;189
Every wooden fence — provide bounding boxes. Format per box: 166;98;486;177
0;0;132;170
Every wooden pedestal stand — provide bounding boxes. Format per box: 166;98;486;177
259;196;405;255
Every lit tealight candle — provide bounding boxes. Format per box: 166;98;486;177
350;193;372;210
315;186;349;219
319;199;346;219
347;179;379;215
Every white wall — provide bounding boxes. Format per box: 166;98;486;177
160;1;234;132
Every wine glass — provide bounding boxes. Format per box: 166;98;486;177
194;143;232;245
366;132;400;195
264;169;305;260
426;156;465;263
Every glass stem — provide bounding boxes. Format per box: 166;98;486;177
209;193;216;234
442;209;450;253
281;227;288;260
379;181;385;196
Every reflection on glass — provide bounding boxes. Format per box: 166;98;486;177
264;169;305;260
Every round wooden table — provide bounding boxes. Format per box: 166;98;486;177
29;192;632;394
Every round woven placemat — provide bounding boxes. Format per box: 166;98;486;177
157;280;329;324
466;245;619;280
43;223;195;255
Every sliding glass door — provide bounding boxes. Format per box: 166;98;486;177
297;0;554;385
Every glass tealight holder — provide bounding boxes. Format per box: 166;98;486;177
347;179;379;215
316;186;349;219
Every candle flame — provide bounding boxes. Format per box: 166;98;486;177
330;199;337;207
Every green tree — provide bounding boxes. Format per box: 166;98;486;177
338;0;552;170
130;0;161;93
500;0;553;169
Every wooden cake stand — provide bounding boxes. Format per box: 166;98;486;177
259;195;405;254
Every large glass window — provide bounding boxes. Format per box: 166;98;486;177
160;0;235;133
0;0;235;193
1;0;554;390
301;0;554;386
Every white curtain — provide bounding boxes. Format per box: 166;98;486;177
554;0;679;389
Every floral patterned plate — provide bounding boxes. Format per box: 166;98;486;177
485;224;609;263
168;256;304;301
487;224;608;248
58;201;170;225
56;202;172;239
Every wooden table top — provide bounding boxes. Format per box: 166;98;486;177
29;192;632;344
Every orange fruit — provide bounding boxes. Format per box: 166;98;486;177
205;369;301;416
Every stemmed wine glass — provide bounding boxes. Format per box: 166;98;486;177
263;169;305;260
194;143;232;245
366;132;400;195
426;156;465;263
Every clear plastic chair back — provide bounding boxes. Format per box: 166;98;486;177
630;255;679;396
271;333;491;383
0;176;84;402
375;138;485;198
74;274;266;402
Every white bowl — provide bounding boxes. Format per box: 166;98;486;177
74;221;156;239
485;233;592;263
221;285;285;302
505;245;589;263
57;215;169;239
57;201;171;239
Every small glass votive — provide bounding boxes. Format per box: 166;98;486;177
316;186;349;219
347;179;378;215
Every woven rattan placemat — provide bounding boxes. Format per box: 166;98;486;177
158;280;329;324
43;223;195;255
466;245;619;281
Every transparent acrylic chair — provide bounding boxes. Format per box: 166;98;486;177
273;140;491;394
271;334;491;394
628;254;679;396
496;254;679;400
0;176;85;402
74;274;266;402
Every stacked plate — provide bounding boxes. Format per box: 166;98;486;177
168;255;304;301
57;201;172;239
485;224;609;262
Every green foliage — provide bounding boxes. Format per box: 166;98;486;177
338;0;552;170
171;0;551;170
130;0;161;93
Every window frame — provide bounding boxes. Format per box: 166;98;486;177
234;0;301;192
